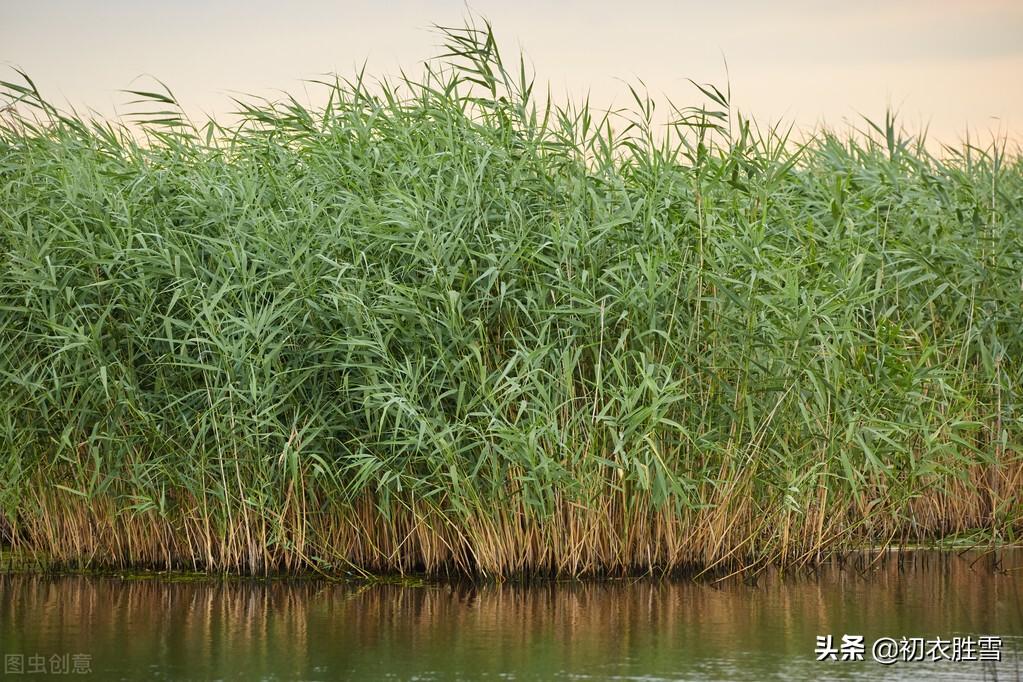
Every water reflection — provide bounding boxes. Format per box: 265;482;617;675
2;550;1021;681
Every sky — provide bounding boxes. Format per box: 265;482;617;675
2;1;1022;153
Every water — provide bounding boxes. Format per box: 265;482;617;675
2;550;1021;681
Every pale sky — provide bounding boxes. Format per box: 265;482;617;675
3;1;1021;152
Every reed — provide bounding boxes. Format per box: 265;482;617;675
1;20;1020;578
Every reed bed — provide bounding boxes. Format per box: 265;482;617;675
1;22;1021;578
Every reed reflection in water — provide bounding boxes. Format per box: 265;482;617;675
2;550;1021;680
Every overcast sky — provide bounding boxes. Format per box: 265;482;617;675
3;1;1021;152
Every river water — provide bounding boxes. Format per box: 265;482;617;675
2;549;1021;680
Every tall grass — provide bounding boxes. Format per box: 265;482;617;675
1;20;1020;577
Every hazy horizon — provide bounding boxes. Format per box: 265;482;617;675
3;1;1022;153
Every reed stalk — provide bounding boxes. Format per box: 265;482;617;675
1;20;1020;577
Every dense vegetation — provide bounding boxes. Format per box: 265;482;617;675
1;23;1021;577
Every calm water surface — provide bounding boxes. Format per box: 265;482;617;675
2;549;1021;681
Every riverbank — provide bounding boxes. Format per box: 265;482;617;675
1;22;1020;579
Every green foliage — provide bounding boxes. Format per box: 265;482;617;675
1;20;1020;576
